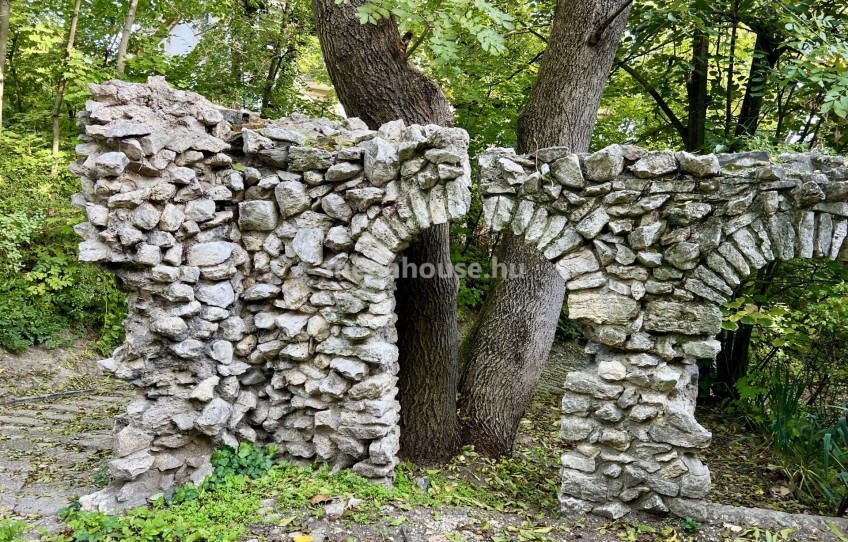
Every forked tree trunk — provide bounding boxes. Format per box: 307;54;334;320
311;0;462;463
115;0;139;75
0;0;10;129
52;0;82;161
458;0;633;456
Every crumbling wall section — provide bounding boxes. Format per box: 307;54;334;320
71;78;471;512
479;144;848;518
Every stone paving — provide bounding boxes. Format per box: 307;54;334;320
0;345;132;532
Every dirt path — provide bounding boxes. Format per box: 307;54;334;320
0;341;132;532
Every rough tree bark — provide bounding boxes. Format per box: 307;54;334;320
458;0;633;456
735;29;782;137
115;0;138;74
51;0;82;161
685;27;710;152
0;0;9;130
311;0;462;463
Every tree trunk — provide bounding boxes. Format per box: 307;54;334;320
715;263;778;397
724;3;739;136
8;30;20;113
115;0;139;75
735;30;782;137
311;0;461;463
715;323;754;397
395;227;462;463
52;0;82;161
261;12;296;118
0;0;10;130
686;26;710;151
459;0;632;457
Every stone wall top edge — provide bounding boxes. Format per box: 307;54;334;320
79;76;468;159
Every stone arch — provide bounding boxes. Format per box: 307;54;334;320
71;78;471;511
479;144;848;518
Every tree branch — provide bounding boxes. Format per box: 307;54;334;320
405;0;443;58
616;61;688;143
589;0;635;45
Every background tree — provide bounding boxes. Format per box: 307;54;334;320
115;0;138;74
0;0;10;128
51;0;82;161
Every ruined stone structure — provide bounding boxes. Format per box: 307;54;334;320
478;145;848;518
70;78;471;511
72;78;848;518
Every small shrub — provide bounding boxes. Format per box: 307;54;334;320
209;441;277;482
680;517;701;533
0;516;27;542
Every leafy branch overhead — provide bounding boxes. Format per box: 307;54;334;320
337;0;516;61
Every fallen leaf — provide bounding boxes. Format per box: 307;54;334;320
723;523;743;533
309;494;331;505
293;536;313;542
771;485;791;497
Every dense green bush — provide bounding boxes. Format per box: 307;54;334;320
0;130;126;354
713;259;848;514
0;516;27;542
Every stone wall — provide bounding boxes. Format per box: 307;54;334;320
478;144;848;518
72;77;848;519
70;78;471;511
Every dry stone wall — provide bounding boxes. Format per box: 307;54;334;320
72;77;848;519
479;144;848;519
70;78;471;512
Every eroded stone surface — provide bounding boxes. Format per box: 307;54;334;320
71;78;471;512
74;79;848;518
479;145;848;518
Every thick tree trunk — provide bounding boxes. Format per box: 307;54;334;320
735;31;781;138
52;0;82;161
458;237;565;455
459;0;632;457
115;0;138;74
686;27;710;151
395;227;462;463
311;0;462;463
0;0;9;129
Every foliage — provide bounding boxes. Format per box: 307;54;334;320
347;0;516;61
449;222;492;317
0;129;126;353
734;364;848;513
600;0;848;152
554;304;582;341
729;260;848;407
53;474;260;542
711;259;848;514
208;441;277;482
0;516;27;542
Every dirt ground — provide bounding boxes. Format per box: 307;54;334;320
1;338;846;541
